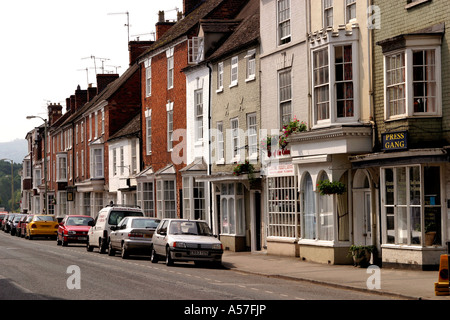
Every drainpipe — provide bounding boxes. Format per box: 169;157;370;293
207;62;215;235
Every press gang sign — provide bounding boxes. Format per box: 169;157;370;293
382;131;408;151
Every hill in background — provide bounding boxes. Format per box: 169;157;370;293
0;139;28;164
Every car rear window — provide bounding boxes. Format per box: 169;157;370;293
131;218;160;229
34;215;55;222
108;210;144;225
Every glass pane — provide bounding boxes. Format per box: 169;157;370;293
397;206;407;244
410;207;421;245
424;166;440;205
396;167;406;205
424;207;441;246
385;168;394;205
386;206;395;244
409;166;421;205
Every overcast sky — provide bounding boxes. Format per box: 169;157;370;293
0;0;181;142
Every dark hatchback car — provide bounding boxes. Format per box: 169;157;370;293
3;214;16;233
10;214;26;236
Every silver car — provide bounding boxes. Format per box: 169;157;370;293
151;219;223;267
108;217;160;259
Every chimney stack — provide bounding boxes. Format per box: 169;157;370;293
48;103;63;126
155;11;176;40
129;40;154;65
97;74;119;94
184;0;205;16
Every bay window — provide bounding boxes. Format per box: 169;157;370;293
267;176;297;238
312;41;358;126
156;179;176;218
382;39;441;119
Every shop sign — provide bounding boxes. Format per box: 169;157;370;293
267;163;294;177
382;131;408;151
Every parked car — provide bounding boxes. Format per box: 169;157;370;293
109;217;160;259
1;213;9;231
26;215;59;240
20;215;34;238
57;215;94;246
10;214;26;236
151;219;223;267
3;214;16;233
87;205;145;253
0;213;6;228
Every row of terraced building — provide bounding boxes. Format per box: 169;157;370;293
21;0;450;270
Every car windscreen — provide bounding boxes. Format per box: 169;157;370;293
131;218;160;229
13;215;24;222
169;221;213;236
66;217;94;226
108;210;144;225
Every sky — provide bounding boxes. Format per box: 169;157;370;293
0;0;182;143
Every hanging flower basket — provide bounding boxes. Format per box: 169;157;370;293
279;118;307;149
317;180;346;196
233;160;254;177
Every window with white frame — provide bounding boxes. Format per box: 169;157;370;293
167;48;174;89
57;154;67;182
318;172;334;241
384;44;441;119
90;146;103;179
145;58;152;97
267;176;297;238
167;109;173;151
345;0;356;23
138;181;154;216
156;179;176;218
113;148;117;176
58;191;67;217
302;172;316;239
382;165;442;247
131;140;137;174
195;89;203;141
231;118;239;160
33;169;41;189
145;109;152;155
277;0;291;45
217;62;224;91
220;183;245;235
245;49;256;81
83;193;90;216
230;56;238;87
101;109;105;134
279;69;292;128
323;0;333;28
119;147;124;175
183;177;206;220
188;37;204;64
312;42;358;125
247;113;257;159
216;122;224;163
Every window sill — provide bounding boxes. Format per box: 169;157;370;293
216;88;223;94
245;76;256;83
405;0;431;9
384;114;442;122
229;82;238;89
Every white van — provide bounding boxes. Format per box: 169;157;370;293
87;205;144;253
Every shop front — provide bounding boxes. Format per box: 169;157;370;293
351;148;450;270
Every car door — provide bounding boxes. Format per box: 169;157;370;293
116;218;129;246
153;219;168;255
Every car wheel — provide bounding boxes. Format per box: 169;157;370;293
99;239;107;254
86;239;94;252
62;237;68;246
150;248;159;263
108;242;116;256
121;243;129;259
165;247;174;266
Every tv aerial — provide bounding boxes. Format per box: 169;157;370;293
81;55;110;76
108;11;130;43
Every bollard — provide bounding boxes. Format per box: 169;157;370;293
435;242;450;296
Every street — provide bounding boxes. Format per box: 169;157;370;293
0;231;397;301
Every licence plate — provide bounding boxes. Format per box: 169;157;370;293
144;234;151;238
191;250;208;256
77;237;87;241
41;225;50;228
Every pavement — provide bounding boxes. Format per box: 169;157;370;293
221;250;450;300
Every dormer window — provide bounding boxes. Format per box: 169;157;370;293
188;37;204;64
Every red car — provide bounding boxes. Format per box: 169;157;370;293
19;214;34;238
57;215;94;246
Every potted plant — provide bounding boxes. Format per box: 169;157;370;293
317;180;346;196
348;245;374;267
424;222;437;246
260;135;273;157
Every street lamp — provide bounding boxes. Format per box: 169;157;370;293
27;115;48;214
0;158;14;212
